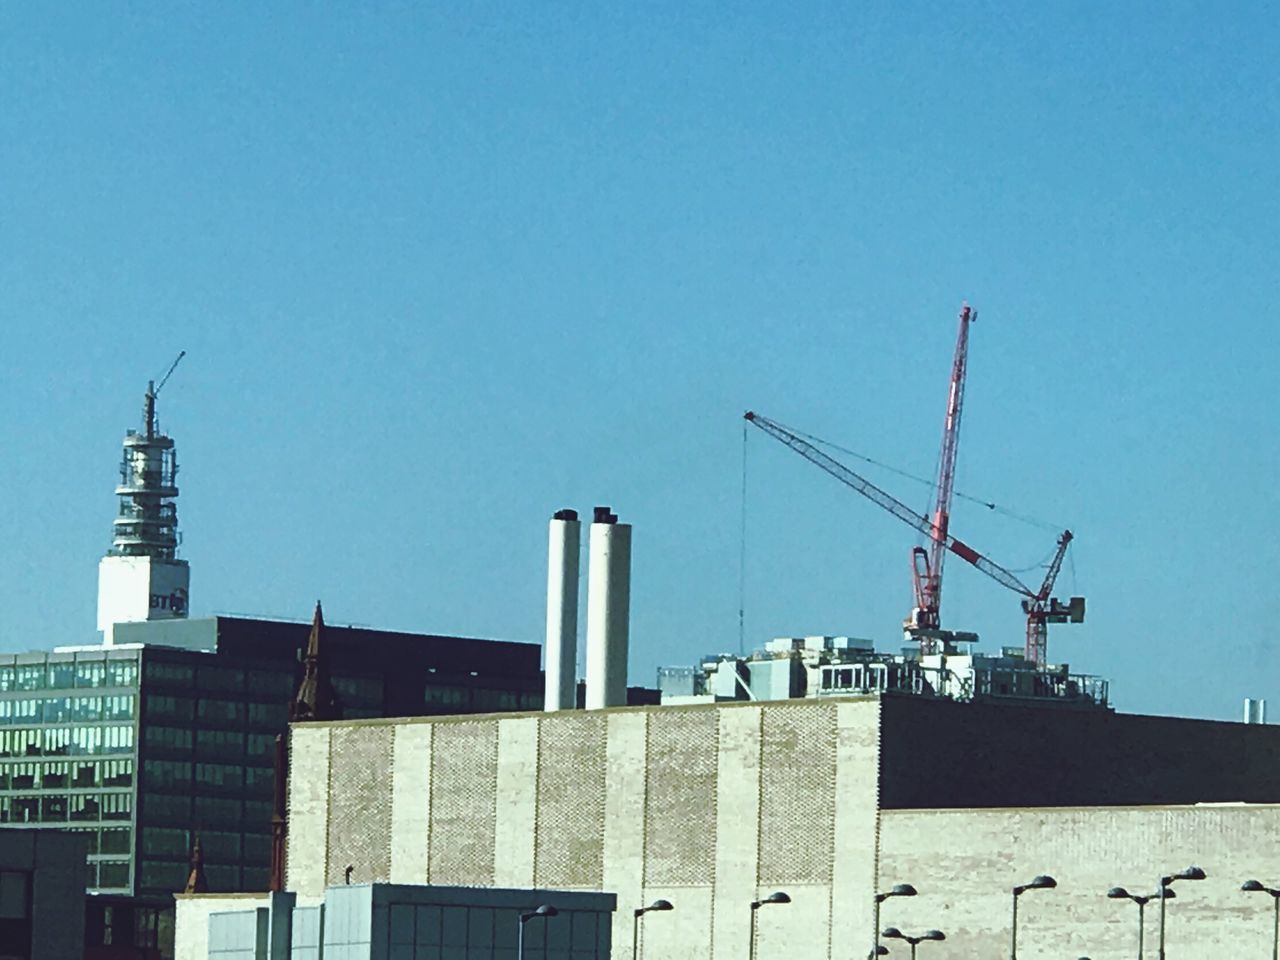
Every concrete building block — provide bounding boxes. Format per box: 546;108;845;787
711;704;762;960
428;719;499;885
389;721;433;884
287;725;333;896
829;698;880;960
327;725;394;887
534;711;608;889
601;710;649;956
879;804;1280;959
493;716;540;887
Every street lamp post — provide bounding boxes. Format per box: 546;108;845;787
1108;886;1175;959
631;899;674;960
1011;875;1056;960
871;884;918;960
1242;880;1280;960
748;891;790;960
1157;866;1204;960
882;926;945;960
517;904;557;960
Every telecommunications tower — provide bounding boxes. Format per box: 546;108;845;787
96;353;190;644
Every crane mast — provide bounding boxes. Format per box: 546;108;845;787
910;304;974;642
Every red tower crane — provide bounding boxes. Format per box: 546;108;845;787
910;304;975;644
743;411;1085;664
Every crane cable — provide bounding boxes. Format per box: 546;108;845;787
762;416;1065;535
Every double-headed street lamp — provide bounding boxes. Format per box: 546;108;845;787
517;904;557;960
870;884;918;959
1107;886;1174;959
1011;875;1056;959
748;891;790;960
881;927;945;959
1242;880;1280;960
1156;866;1204;960
631;899;674;960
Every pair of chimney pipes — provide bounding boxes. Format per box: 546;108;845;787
544;506;632;711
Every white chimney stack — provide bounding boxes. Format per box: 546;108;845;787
544;509;581;712
585;506;632;710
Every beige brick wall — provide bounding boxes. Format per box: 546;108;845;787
286;697;884;960
879;804;1280;959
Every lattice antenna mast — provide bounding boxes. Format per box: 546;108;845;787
909;305;975;637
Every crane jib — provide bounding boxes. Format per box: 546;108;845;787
949;539;980;565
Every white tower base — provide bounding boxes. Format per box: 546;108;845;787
97;556;191;645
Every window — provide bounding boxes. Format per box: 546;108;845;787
104;695;135;721
41;795;67;822
143;759;191;789
76;661;106;689
194;796;241;827
0;870;30;920
71;726;102;756
333;675;382;707
196;729;244;760
14;664;45;691
73;761;97;787
102;759;133;787
134;907;160;949
46;660;76;689
197;699;244;725
247;732;277;758
201;830;241;860
43;727;71;755
71;827;99;855
100;828;131;854
0;666;14;692
69;795;102;822
424;685;469;707
145;725;193;752
103;725;134;754
106;660;138;688
144;793;191;822
197;665;244;692
144;661;194;687
145;695;194;722
11;796;38;823
195;762;242;791
41;761;69;788
101;793;132;821
98;861;130;889
9;762;37;790
71;696;104;722
246;669;293;697
247;702;286;729
142;827;189;857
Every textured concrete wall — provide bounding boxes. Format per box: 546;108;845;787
286;698;883;960
879;804;1280;959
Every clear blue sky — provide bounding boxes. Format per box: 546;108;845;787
2;3;1276;720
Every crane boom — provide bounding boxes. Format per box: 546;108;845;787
744;411;1039;599
914;305;975;629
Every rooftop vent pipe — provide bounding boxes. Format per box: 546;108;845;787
585;506;631;709
544;509;581;712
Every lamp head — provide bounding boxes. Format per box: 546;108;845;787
520;904;558;923
763;891;790;905
1030;875;1057;890
1176;866;1206;882
1106;887;1130;900
1243;880;1267;892
881;927;904;940
890;883;918;898
922;930;946;941
649;899;674;912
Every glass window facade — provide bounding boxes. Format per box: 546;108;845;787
0;651;140;893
